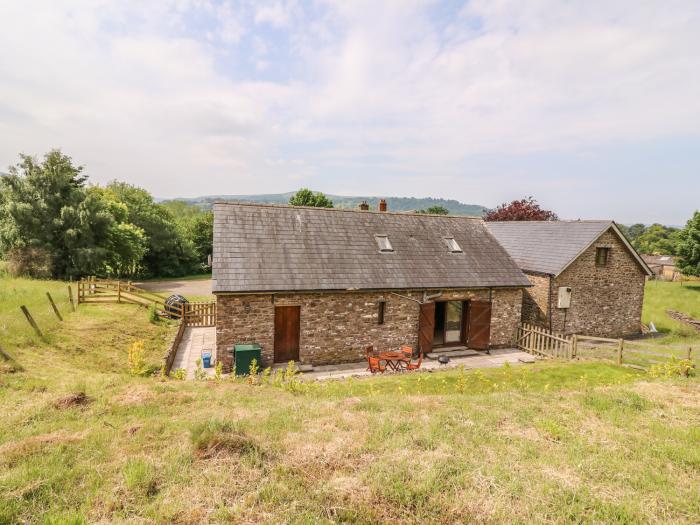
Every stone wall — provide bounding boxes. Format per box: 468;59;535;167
521;272;550;327
522;229;646;337
216;287;523;370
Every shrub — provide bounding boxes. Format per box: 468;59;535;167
172;368;186;380
147;304;160;324
127;340;147;376
4;246;53;278
648;357;695;378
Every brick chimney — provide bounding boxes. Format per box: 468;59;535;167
378;199;387;212
358;201;369;211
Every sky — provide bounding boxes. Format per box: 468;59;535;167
1;0;699;225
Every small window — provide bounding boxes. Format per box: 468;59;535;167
377;301;386;324
444;237;462;253
596;247;610;266
375;235;393;252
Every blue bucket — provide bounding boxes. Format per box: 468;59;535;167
202;352;212;368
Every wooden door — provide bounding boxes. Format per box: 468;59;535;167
274;306;300;363
418;302;435;355
467;301;492;350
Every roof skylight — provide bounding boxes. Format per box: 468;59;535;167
375;235;394;252
445;237;463;253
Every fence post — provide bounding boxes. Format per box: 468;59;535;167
571;334;578;359
46;292;63;321
67;285;76;312
20;306;44;339
117;281;121;303
617;339;624;365
688;347;693;361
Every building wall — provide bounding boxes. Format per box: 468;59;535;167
523;229;646;337
521;272;550;327
216;287;523;370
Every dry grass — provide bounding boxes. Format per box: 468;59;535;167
1;276;700;523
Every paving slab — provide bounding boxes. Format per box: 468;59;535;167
171;326;217;379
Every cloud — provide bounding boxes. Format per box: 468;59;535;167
0;0;698;223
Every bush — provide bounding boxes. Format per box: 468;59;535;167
4;246;53;278
648;357;695;378
127;340;147;376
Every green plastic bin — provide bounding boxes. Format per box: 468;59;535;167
234;343;262;376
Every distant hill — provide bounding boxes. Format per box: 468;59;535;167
166;192;487;216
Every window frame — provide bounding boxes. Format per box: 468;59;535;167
444;237;463;253
375;235;394;253
377;301;386;325
595;247;610;267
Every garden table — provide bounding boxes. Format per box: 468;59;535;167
378;351;409;372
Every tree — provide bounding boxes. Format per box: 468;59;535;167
289;188;333;208
483;197;558;221
676;211;700;276
106;182;197;277
417;205;449;215
633;224;680;255
0;150;113;278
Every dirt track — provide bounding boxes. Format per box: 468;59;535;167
133;279;213;297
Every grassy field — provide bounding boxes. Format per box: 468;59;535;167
1;277;699;524
642;280;700;338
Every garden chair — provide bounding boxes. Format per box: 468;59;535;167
406;352;423;371
366;355;386;374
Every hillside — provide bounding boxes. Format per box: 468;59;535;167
1;276;699;523
166;192;487;216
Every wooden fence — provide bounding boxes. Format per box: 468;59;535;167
76;277;215;326
517;323;574;359
518;322;696;372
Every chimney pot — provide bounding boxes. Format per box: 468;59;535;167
379;199;387;212
359;201;369;211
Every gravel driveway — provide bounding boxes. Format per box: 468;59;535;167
134;278;213;298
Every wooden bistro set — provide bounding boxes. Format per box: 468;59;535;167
365;345;423;374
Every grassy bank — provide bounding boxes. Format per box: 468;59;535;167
642;280;700;340
1;276;699;524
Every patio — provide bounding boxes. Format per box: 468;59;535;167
301;347;536;381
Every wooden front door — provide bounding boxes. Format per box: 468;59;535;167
418;302;435;355
274;306;300;363
467;300;492;350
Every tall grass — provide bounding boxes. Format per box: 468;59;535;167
0;275;75;347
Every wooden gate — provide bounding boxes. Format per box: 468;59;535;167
418;302;435;355
183;302;216;327
517;323;572;358
467;300;492;350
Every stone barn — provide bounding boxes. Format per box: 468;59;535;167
212;202;530;370
487;221;653;338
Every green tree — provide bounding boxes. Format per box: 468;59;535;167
417;205;449;215
0;150;113;278
289;188;333;208
633;224;680;255
106;182;197;277
189;211;213;265
676;211;700;276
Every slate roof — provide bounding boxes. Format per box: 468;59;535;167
486;220;651;276
212;202;530;293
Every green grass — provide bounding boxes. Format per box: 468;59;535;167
643;280;700;338
1;275;700;524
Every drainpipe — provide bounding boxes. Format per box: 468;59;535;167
548;275;553;332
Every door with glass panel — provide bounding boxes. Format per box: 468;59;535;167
433;300;466;346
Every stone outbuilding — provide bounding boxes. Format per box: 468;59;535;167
487;221;653;338
212;202;531;370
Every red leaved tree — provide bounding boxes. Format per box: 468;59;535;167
484;197;558;221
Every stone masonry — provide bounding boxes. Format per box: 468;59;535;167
216;287;523;370
520;228;646;337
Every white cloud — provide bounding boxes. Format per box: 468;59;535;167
0;0;698;222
